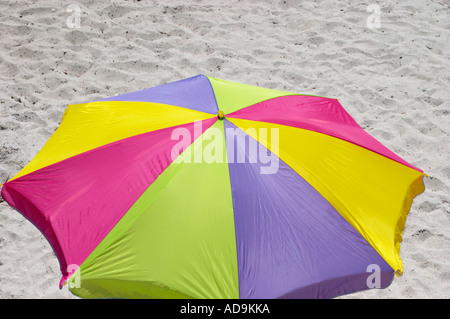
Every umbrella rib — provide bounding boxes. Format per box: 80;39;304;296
68;120;217;282
6;101;216;183
226;117;424;275
226;114;422;173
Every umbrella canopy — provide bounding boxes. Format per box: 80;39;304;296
1;74;424;299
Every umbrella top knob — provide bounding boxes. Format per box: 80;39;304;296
218;110;225;120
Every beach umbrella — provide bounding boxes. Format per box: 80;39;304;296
0;75;424;299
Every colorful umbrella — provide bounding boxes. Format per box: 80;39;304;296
0;75;424;299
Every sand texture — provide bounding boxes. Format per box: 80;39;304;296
0;0;449;298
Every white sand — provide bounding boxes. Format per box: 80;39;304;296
0;0;449;299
